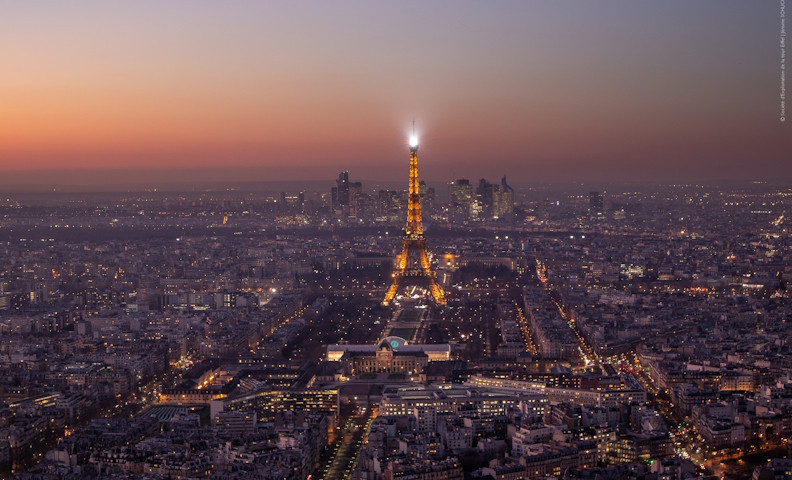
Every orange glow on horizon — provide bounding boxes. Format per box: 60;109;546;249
0;2;787;182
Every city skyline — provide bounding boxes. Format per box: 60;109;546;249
1;1;789;188
4;3;792;479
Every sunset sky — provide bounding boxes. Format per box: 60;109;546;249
0;1;788;186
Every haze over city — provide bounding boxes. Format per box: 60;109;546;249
1;1;788;188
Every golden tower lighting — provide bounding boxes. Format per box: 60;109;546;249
383;131;446;305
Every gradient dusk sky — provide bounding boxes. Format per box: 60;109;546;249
0;1;788;186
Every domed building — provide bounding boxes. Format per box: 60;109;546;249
369;336;427;374
327;336;451;377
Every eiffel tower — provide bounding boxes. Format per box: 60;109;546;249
383;129;446;306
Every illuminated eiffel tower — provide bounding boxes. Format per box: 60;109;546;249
383;128;446;306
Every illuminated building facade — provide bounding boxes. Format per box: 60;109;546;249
326;335;451;374
346;338;428;375
448;179;473;221
215;388;339;422
378;385;517;417
465;374;647;408
383;134;446;305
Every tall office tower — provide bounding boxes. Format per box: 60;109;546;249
491;175;514;219
448;179;473;221
472;177;514;220
589;191;605;217
419;180;435;214
378;190;402;220
383;133;446;305
336;171;350;207
349;181;363;206
477;178;494;217
343;181;362;217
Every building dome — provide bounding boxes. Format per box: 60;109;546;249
378;336;408;351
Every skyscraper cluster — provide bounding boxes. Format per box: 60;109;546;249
331;171;365;216
449;176;514;221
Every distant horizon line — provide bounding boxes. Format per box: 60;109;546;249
0;176;788;194
0;162;789;191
